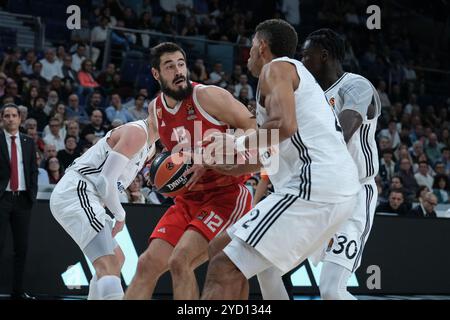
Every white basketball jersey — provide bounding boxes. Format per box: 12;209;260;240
256;57;360;203
324;73;380;183
66;119;154;193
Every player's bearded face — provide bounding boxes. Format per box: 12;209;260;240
159;71;193;101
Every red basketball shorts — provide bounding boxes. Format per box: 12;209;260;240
150;184;252;246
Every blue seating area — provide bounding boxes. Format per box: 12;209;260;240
0;27;17;48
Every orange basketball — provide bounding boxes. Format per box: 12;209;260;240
149;151;192;197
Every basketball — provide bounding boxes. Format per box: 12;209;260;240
149;151;192;197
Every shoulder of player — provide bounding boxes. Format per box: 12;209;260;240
339;73;373;94
259;61;297;92
121;122;147;143
196;84;232;104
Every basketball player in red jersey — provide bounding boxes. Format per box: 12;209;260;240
124;42;256;300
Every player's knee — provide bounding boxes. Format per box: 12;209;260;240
136;251;165;279
168;248;194;275
208;251;241;283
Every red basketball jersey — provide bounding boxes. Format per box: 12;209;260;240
154;83;245;192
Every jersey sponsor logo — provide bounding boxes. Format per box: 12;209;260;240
186;103;197;120
166;161;175;170
196;210;209;221
157;227;166;233
329;97;335;107
161;121;166;127
117;181;125;193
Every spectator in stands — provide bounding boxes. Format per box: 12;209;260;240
157;12;177;36
390;176;415;203
23;118;37;134
440;128;450;148
80;110;107;144
409;192;438;218
40;144;57;168
432;174;449;204
207;62;228;88
61;55;78;88
237;87;250;106
91;15;110;45
57;135;80;170
28;61;47;87
17;105;28;132
96;63;116;95
378;136;392;155
425;133;445;165
190;59;208;83
123;175;146;204
44;90;60;116
29;96;48;132
35;151;50;188
234;74;254;100
434;161;447;176
379;149;396;187
377;80;391;109
181;17;199;36
409;141;424;163
40;48;63;82
438;147;450;175
19;49;36;76
414;161;434;190
65;94;89;125
379;120;401;152
5;82;24;106
44;156;64;184
66;120;81;146
85;91;105;116
49;103;67;124
26;127;45;153
138;11;156;48
375;189;410;216
128;94;148;120
71;43;87;72
105;93;134;123
397;157;419;194
111;20;136;51
77;59;100;100
43;118;65;151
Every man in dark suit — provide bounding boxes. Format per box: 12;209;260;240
0;103;38;300
409;192;438;218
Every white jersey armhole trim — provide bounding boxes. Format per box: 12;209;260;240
193;84;227;126
271;57;303;93
150;99;158;131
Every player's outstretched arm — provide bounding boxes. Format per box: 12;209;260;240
98;125;148;222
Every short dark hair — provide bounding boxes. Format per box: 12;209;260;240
150;42;186;71
0;103;20;117
416;185;429;199
391;175;403;185
432;174;448;189
418;160;429;166
65;135;77;144
305;28;345;63
390;188;404;198
255;19;298;58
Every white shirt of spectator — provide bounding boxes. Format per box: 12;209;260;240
3;129;26;191
209;71;227;88
414;172;434;191
71;53;86;72
44;132;66;152
378;128;401;150
40;58;63;82
91;26;108;43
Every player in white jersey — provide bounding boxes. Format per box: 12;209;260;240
301;29;381;299
200;19;360;299
50;118;156;299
